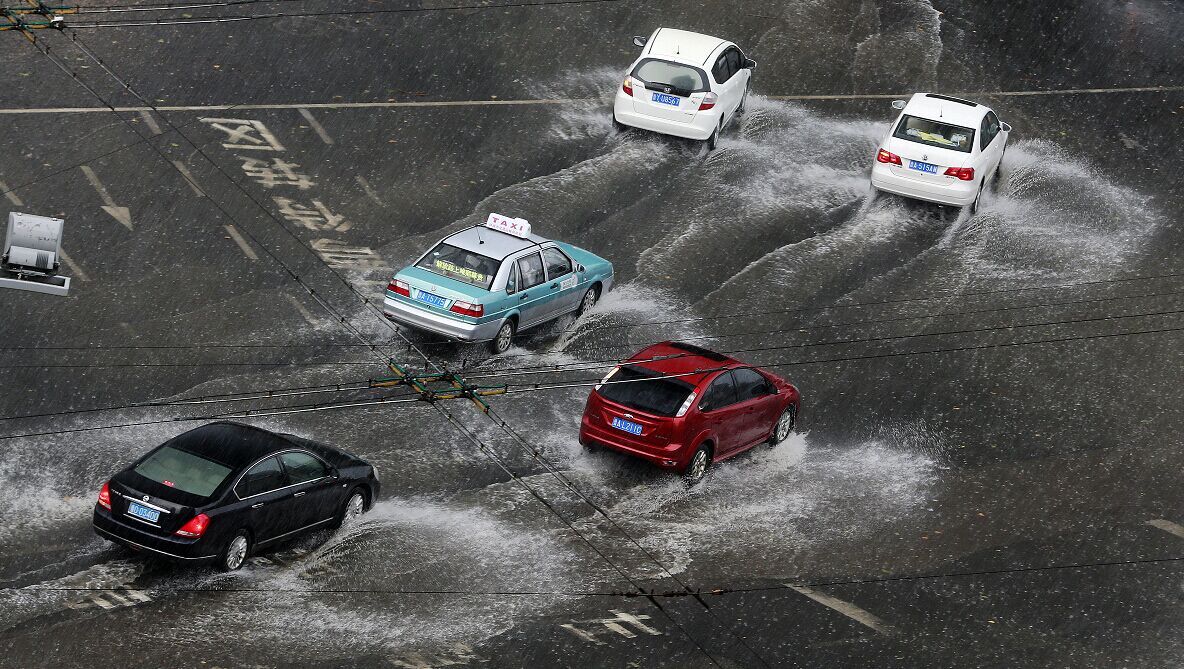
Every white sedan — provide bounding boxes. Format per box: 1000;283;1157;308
612;28;754;150
870;93;1011;212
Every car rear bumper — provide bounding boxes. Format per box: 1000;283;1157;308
613;92;718;140
579;417;691;471
382;295;503;342
870;163;978;207
93;506;217;562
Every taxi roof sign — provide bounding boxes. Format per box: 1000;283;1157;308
484;213;531;239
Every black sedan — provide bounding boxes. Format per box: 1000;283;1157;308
93;421;381;571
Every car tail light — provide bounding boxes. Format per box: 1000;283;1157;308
944;166;975;181
621;76;634;96
876;148;901;165
174;513;210;538
97;481;111;510
698;92;718;111
596;366;620;390
450;301;484;317
675;391;698;417
388;279;410;297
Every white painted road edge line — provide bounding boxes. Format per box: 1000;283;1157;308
284;293;321;327
0;180;24;207
223;224;258;260
298;108;334;145
787;584;897;635
1146;519;1184;540
138;110;163;135
0;85;1180;114
355;175;384;206
170;159;206;196
57;249;89;281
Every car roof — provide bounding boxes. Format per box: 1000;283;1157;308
627;341;741;387
167;421;309;469
902;92;990;128
444;225;549;260
646;28;729;66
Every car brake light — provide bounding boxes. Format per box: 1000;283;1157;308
174;513;210;538
596;366;620;391
876;148;902;165
388;279;410;297
698;92;718;111
97;481;111;510
622;76;634;96
944;166;975;181
675;391;698;418
450;301;484;317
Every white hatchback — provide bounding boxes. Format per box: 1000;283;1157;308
612;28;755;150
870;93;1011;211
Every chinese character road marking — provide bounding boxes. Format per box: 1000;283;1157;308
560;610;663;645
200;117;286;151
311;238;385;270
273;196;349;231
239;156;315;190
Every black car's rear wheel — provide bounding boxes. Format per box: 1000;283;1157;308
218;530;250;572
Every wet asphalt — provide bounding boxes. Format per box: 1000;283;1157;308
0;0;1182;667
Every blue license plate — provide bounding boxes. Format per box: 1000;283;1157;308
651;92;680;107
415;291;448;308
908;160;938;174
610;417;643;435
127;501;160;523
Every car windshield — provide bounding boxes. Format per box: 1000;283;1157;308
415;243;500;289
134;445;233;498
631;58;708;94
893;114;975;153
597;365;693;417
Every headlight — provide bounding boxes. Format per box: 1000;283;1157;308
370;464;380;482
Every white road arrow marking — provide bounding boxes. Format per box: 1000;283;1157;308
80;165;133;230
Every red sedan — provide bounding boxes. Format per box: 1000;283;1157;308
579;342;800;485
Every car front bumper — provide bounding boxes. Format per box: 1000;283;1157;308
870;162;978;207
613;91;718;141
579;416;691;471
93;506;218;562
382;295;504;342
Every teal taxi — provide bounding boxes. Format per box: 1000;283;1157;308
383;213;615;353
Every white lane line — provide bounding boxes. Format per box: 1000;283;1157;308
298;107;334;145
57;249;90;281
0;86;1181;115
0;180;24;207
138;110;162;135
223;224;258;260
285;293;321;326
170;159;206;196
1147;519;1184;540
787;584;896;635
355;175;384;206
89;593;117;610
80;165;134;230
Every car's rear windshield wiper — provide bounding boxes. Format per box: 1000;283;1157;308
643;81;694;97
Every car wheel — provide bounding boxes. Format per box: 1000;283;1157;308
218;530;250;572
769;406;796;445
333;488;366;529
489;320;515;354
705;124;719;151
576;285;600;317
683;444;712;487
612;113;626;132
737;82;749;115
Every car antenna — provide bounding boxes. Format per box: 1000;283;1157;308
476;225;484;244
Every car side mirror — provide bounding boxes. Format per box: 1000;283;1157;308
744;58;757;69
577;263;586;273
331;467;340;479
632;35;647;48
1000;121;1012;133
891;100;906;110
506;285;517;296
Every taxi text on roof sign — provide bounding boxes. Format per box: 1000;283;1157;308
485;213;531;238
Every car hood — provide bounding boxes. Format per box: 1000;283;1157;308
557;243;613;274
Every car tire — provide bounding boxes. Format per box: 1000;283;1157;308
969;182;983;214
489;319;515;354
611;113;626;132
576;285;600;317
217;529;250;572
332;488;366;530
705;125;719;151
737;82;749;115
683;444;712;487
769;406;796;445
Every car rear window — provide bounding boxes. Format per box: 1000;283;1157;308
893;114;975;153
416;242;500;289
597;365;693;417
631;58;708;94
134;446;233;498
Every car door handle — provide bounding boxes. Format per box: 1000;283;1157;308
520;293;529;300
251;503;264;509
293;491;306;497
550;283;559;289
